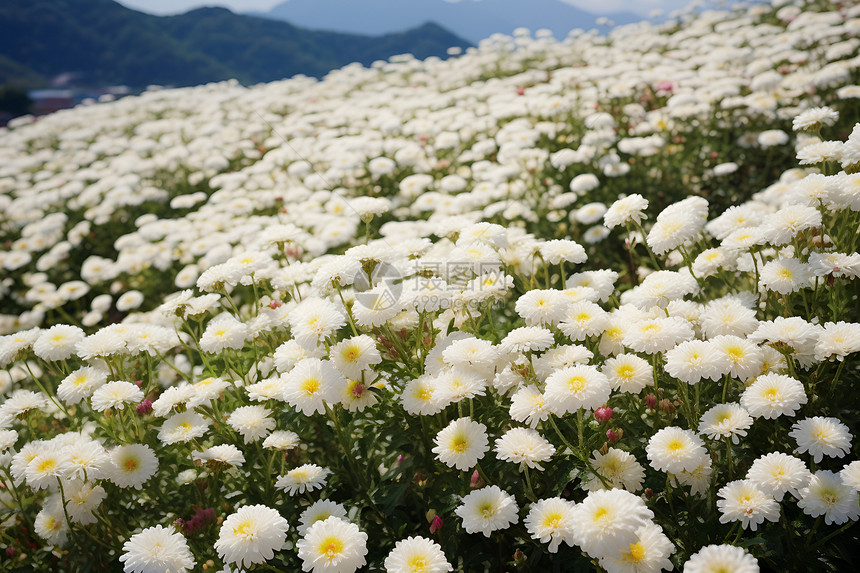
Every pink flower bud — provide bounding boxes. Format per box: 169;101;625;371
594;407;613;422
470;469;485;489
606;429;621;443
430;515;443;534
645;394;657;410
136;400;153;416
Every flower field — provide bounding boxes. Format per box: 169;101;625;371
2;0;860;571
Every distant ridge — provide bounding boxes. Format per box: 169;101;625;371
0;0;472;89
257;0;643;44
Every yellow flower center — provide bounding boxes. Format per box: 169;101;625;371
301;378;320;396
123;458;140;472
616;365;634;380
542;511;563;529
407;556;429;573
233;519;254;539
567;376;586;392
626;542;646;562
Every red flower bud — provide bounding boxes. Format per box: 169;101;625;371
594;406;613;422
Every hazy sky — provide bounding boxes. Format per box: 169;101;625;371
116;0;701;17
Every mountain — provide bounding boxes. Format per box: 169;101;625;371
0;0;471;89
257;0;643;44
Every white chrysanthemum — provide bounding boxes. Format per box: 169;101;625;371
623;317;694;355
33;324;85;361
263;430;300;451
602;354;653;394
400;375;445;416
683;544;759;573
792;106;839;132
701;298;758;339
646;427;708;474
717;480;779;531
288;298;347;351
533;344;594;379
665;340;725;384
25;447;70;490
281;358;344;416
55;480;103;526
759;258;812;294
432;417;489;471
116;290;145;312
698;403;753;444
571;488;655;559
276;464;331;495
524;497;576;553
796;470;860;525
109;444;158;489
199;314;250;353
740;374;807;419
509;385;550;429
120;525;195;573
559;301;608;341
499;326;555;354
814;321;860;362
331;335;381;378
494;428;555;470
215;505;290;569
0;390;49;428
710;335;763;381
839;460;860;494
539;239;587;264
583;448;645;493
298;500;347;536
57;366;108;405
454;485;519;537
227;405;276;444
65;438;110;482
91;381;144;412
152;383;198;418
604;194;649;229
433;368;487;407
544;365;611;415
158;411;210;445
514;289;569;327
192;444;245;468
246;376;288;402
384;536;453;573
789;416;852;463
598;523;675;573
297;516;368;573
746;452;810;501
34;502;68;547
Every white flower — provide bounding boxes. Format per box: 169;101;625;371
493;428;555;470
91;381;143;412
524;497;576;553
276;464;331;495
717;480;779;531
227;405;276;444
432;417;489;471
32;324;85;361
646;427;708;474
384;536;453;573
120;525;195;573
215;505;290;569
789;416;852;463
602;354;653;394
455;485;519;537
296;516;368;573
796;470;860;525
583;448;645;492
570;488;655;559
683;544;759;573
544;365;611;415
698;403;753;444
108;444;158;489
604;194;648;229
298;500;347;535
598;523;675;573
740;374;807;419
746;452;810;501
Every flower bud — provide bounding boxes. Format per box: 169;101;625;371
658;398;675;415
606;428;622;443
594;406;613;422
470;469;485;489
645;394;657;410
430;515;444;534
136;400;153;417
